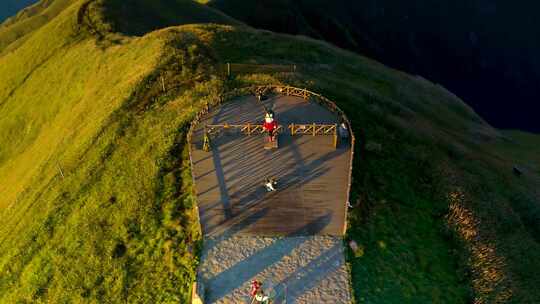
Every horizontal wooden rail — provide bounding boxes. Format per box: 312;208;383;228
205;124;338;136
289;123;337;136
204;123;339;149
290;123;338;148
205;123;284;136
224;63;297;77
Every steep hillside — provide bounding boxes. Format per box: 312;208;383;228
209;0;540;133
1;0;539;303
0;0;233;302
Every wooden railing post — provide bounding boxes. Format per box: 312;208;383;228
227;62;231;78
192;282;203;304
333;124;338;149
203;128;211;152
312;123;316;136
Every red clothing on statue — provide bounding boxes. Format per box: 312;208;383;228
263;121;278;132
250;280;262;297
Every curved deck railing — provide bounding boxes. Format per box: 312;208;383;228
188;85;356;235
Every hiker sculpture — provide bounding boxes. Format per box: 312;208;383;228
263;110;278;149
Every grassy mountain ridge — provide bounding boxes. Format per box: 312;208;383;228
0;0;538;303
0;0;228;301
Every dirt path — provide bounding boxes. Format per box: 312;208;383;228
197;233;352;303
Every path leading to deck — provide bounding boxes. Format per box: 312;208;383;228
191;94;353;303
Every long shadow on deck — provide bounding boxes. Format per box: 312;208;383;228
199;133;346;237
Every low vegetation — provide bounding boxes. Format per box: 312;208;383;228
0;0;538;303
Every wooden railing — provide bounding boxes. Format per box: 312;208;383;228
204;123;339;148
289;123;338;148
219;85;351;129
222;63;297;77
289;123;336;136
205;123;284;136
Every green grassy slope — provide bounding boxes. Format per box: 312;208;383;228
0;0;228;302
493;131;540;173
0;0;538;303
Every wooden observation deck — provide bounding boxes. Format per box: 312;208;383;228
189;90;353;237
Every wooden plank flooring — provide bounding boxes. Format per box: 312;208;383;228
191;95;352;236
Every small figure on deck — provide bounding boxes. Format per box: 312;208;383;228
264;177;277;192
339;122;349;139
202;131;211;152
250;280;270;304
254;289;270;304
263;110;278;149
250;280;262;302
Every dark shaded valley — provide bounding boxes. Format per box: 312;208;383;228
211;0;540;132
